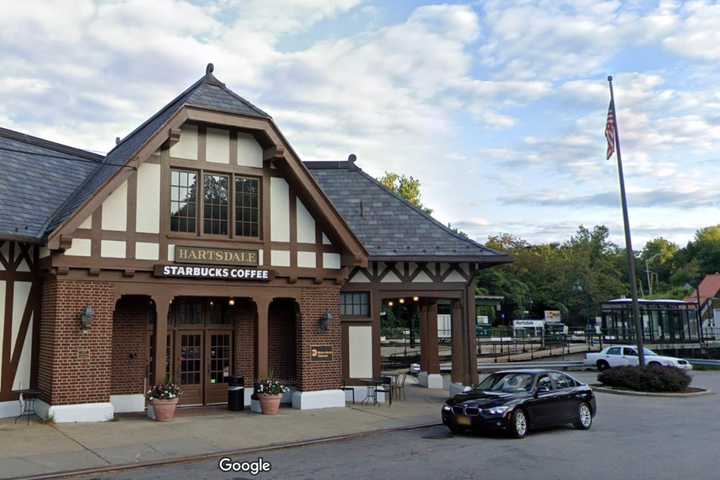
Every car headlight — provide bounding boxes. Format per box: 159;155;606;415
488;406;511;415
442;404;452;412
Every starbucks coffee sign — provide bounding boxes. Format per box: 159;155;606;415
154;264;272;281
174;246;258;266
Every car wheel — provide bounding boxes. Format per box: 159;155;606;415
648;361;661;367
574;402;593;430
510;409;528;438
597;360;610;371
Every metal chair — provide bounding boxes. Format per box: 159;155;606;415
375;376;393;406
340;381;356;404
392;373;407;401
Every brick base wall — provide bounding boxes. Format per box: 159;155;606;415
269;299;297;382
233;299;255;387
296;286;342;391
111;296;150;395
38;278;115;405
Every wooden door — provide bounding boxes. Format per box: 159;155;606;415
205;331;232;405
176;331;203;405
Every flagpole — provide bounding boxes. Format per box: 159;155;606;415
608;75;646;367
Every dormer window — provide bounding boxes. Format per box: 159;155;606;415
170;168;260;238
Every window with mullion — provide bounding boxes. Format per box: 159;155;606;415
235;176;259;237
203;173;229;235
340;292;369;316
170;169;197;233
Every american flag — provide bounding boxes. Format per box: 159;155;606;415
605;99;616;160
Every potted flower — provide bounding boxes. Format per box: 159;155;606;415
255;378;289;415
146;383;182;421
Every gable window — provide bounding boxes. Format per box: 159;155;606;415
235;176;259;237
340;292;369;316
170;169;260;237
203;174;229;235
170;169;197;233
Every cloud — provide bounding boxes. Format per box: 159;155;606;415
500;187;720;209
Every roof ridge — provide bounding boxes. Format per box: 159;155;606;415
350;164;503;256
0;126;103;161
218;82;271;119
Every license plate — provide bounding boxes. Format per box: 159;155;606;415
456;415;471;426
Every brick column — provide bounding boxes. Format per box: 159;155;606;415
255;297;270;379
38;278;115;405
296;286;341;391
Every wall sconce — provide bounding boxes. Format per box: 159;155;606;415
413;296;419;302
319;311;333;332
388;300;394;307
228;298;235;306
80;306;94;332
399;298;405;304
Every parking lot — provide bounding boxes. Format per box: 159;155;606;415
80;371;720;480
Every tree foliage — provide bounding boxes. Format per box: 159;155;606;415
378;172;433;214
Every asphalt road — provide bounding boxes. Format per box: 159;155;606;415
78;372;720;480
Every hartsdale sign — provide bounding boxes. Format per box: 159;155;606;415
174;245;258;266
154;264;272;281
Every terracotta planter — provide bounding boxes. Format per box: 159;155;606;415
259;394;282;415
151;398;179;421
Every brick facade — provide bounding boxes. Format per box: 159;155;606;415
296;286;342;391
38;278;115;405
233;299;255;387
111;296;150;395
269;299;297;383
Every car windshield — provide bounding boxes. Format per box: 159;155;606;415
475;373;535;393
644;348;657;356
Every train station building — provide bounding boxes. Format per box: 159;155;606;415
0;65;511;422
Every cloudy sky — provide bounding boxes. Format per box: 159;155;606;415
2;0;719;248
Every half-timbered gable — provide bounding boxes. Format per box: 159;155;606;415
0;64;510;421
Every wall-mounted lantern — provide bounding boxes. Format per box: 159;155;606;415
80;306;95;332
319;311;333;332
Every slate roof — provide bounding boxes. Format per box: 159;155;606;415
45;66;269;233
0;127;103;242
305;160;511;263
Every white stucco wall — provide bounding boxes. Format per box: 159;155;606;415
170;124;198;160
348;325;373;378
270;177;290;242
297;251;316;268
101;240;126;258
206;127;230;164
323;252;341;270
296;199;316;243
271;250;291;267
135;242;159;261
136;162;161;234
101;180;127;231
237;133;263;168
65;238;91;257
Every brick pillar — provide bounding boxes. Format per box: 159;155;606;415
38;278;115;405
255;297;270;379
451;300;464;384
296;286;341;391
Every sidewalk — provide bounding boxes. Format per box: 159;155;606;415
0;384;446;479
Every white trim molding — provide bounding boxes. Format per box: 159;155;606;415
291;390;345;410
110;394;145;413
36;400;114;423
0;400;21;419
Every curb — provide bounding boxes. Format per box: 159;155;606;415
591;385;713;397
7;422;441;480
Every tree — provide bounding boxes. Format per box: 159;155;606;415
378;172;433;214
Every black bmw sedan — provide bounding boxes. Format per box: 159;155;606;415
441;369;596;438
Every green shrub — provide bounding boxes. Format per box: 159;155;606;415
598;366;691;392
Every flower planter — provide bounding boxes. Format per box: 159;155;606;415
151;398;179;421
258;393;282;415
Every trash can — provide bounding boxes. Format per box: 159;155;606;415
228;376;245;411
